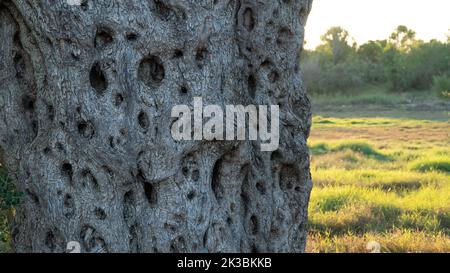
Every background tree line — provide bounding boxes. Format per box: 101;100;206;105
302;25;450;97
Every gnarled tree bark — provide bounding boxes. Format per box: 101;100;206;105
0;0;313;253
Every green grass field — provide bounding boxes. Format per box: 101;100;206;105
307;89;450;253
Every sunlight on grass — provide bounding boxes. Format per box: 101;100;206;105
409;157;450;173
307;230;450;253
308;115;450;253
312;169;447;189
312;115;437;129
310;141;391;161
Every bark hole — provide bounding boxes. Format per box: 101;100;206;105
261;58;273;67
80;0;89;11
138;55;165;87
170;236;186;252
255;181;266;195
13;51;25;79
240;165;251;214
202;230;208;247
21;95;35;112
243;8;255;32
80;225;108;253
279;164;299;191
268;70;280;83
164;222;177;232
182;154;200;183
211;158;224;201
230;203;236;212
108;136;115;149
138;111;150;130
25;189;40;206
153;0;172;20
173;49;184;58
89;62;107;93
44;231;54;250
94;27;114;48
21;95;38;136
114;93;124;106
56;142;65;152
47;105;55;121
125;32;138;41
80;169;99;191
61;162;74;183
251;244;259;253
129;224;141;252
187;190;196;200
250;215;258;235
77;120;95;139
191;169;200;182
123;190;135;223
102;165;114;177
63;194;75;219
180;85;188;94
247;74;257;98
143;182;157;206
241;191;250;214
94;208;106;220
31;120;38;137
277;27;294;46
195;47;208;69
182;166;189;177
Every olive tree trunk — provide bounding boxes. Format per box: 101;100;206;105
0;0;313;253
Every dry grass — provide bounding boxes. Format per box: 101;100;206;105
311;117;449;143
308;115;450;253
307;230;450;253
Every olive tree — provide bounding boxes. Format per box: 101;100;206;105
0;0;313;253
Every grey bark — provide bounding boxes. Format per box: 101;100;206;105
0;0;313;253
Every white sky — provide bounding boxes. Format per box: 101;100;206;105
304;0;450;49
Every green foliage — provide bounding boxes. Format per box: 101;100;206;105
0;169;20;253
302;26;450;95
432;75;450;98
302;56;364;94
310;141;391;161
358;40;385;63
319;26;355;64
0;170;21;210
389;41;450;91
389;25;416;52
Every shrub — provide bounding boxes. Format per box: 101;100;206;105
0;170;21;210
302;57;364;94
432;75;450;98
334;142;391;161
386;41;450;91
0;170;20;253
309;141;391;161
410;158;450;173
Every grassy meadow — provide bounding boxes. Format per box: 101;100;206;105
306;88;450;253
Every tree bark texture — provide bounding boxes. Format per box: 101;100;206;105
0;0;313;253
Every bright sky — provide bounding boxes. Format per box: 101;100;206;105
304;0;450;49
